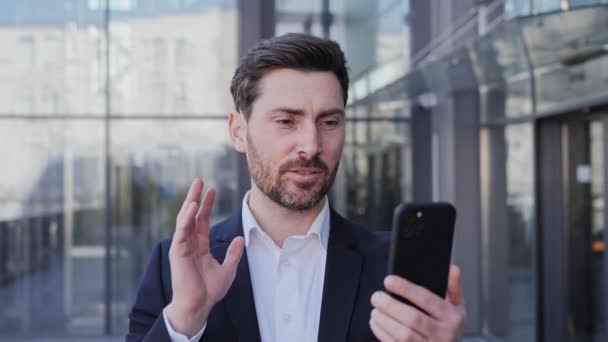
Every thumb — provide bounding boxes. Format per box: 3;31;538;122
447;264;465;307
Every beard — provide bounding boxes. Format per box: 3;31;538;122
247;137;338;211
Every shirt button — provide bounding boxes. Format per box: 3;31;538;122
281;259;291;268
283;313;291;324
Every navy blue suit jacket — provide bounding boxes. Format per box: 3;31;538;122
127;207;390;341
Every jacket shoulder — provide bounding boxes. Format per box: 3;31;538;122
352;223;391;256
330;209;390;256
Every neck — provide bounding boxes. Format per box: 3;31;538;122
247;184;325;247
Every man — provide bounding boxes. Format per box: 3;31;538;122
127;33;466;342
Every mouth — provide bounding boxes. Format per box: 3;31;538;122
288;168;323;174
285;168;324;184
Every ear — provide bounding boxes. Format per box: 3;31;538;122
228;111;247;153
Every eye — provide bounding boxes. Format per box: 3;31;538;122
276;118;294;126
321;119;340;128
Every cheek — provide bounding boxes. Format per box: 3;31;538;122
256;130;299;155
249;134;293;165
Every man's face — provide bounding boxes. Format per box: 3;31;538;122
233;68;345;211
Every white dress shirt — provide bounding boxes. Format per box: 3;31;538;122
164;191;330;342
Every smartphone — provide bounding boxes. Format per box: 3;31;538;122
387;202;456;308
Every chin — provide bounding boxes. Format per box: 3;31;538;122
284;190;325;209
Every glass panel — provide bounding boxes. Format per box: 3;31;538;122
534;0;562;12
275;0;329;43
504;124;536;341
480;123;536;341
0;0;106;116
276;21;326;38
275;0;411;95
569;0;604;8
109;0;238;116
470;21;533;121
505;0;533;17
108;119;240;332
337;116;411;230
560;118;604;341
276;0;323;13
520;5;608;113
343;0;410;89
589;120;605;342
0;120;105;336
0;0;240;338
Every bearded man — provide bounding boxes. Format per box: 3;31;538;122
127;33;466;342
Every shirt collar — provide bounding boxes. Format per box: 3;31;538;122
241;191;330;250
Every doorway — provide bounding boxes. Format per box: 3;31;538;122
538;112;608;342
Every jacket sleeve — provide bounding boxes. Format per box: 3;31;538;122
126;241;172;342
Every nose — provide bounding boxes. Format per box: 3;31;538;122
297;122;322;158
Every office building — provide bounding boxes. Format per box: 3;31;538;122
0;1;606;341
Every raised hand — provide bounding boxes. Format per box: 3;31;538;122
165;179;245;337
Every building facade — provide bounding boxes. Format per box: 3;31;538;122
0;1;606;341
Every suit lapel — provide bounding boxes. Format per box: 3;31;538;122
317;209;363;342
210;210;261;342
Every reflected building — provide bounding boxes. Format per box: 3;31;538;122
0;0;240;338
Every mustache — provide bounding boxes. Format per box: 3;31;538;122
279;156;329;174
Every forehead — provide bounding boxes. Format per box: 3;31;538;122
250;68;344;116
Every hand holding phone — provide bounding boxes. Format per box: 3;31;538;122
370;203;464;341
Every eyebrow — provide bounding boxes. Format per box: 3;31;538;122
267;107;345;118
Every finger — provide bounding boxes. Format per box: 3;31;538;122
196;187;216;229
369;317;396;342
447;265;465;307
222;236;245;269
384;275;451;320
179;178;203;217
194;188;216;254
371;291;437;337
173;201;197;245
371;308;426;341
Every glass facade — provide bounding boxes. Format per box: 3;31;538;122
2;0;608;340
0;119;106;336
481;123;536;341
477;3;608;342
589;120;605;341
0;0;239;338
523;6;608;114
503;124;536;341
474;3;608;122
506;0;608;17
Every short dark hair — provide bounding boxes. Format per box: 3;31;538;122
230;33;349;119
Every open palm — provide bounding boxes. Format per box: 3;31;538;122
166;179;244;335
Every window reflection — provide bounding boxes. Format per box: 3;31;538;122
505;124;536;341
337;114;411;230
481;123;536;341
0;0;239;338
109;1;237;115
0;120;105;335
534;0;562;12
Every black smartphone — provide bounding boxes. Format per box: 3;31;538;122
387;202;456;307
